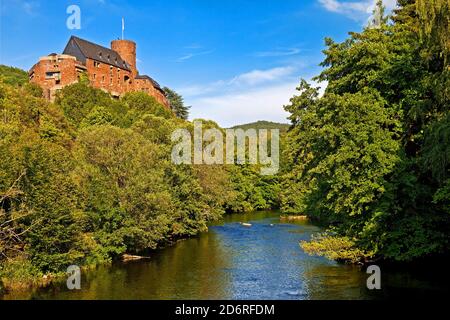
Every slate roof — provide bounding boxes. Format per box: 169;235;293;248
135;74;164;92
63;36;131;71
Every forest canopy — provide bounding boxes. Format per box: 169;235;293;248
284;0;450;263
1;0;449;294
0;67;280;291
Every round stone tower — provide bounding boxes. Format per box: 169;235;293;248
111;39;137;77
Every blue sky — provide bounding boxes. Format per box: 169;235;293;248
0;0;396;127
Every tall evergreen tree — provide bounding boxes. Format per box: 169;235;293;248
163;87;190;120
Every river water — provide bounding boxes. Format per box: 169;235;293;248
4;211;448;300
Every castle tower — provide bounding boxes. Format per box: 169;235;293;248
111;39;137;77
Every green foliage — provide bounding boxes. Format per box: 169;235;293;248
80;106;113;128
0;256;43;291
0;72;281;291
284;86;401;219
0;80;84;274
55;82;114;125
121;91;173;119
231;120;290;133
226;165;280;212
300;233;372;264
284;1;450;262
163;87;190;120
0;65;28;87
416;0;450;64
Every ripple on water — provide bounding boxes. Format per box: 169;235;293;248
11;211;447;300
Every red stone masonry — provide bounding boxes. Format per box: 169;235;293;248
111;40;137;78
29;36;170;108
84;57;134;97
134;77;168;106
29;54;87;100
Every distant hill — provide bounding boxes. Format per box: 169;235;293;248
0;65;28;86
231;120;290;132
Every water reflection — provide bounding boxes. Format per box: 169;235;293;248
303;264;369;300
31;230;233;300
3;211;448;300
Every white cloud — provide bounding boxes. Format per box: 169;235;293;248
319;0;368;14
176;50;214;62
318;0;397;20
178;66;297;98
177;65;325;127
187;79;327;128
177;80;228;97
177;66;297;98
254;48;302;58
187;82;297;127
177;54;195;62
20;1;39;15
229;66;295;86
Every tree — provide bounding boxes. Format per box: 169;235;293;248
416;0;450;64
285;0;450;262
0;65;28;87
163;87;190;120
369;0;388;29
0;61;282;290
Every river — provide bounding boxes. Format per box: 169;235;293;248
3;211;448;300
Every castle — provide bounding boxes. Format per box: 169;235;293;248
29;36;169;107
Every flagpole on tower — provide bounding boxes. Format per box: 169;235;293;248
122;18;125;40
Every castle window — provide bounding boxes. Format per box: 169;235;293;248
107;54;110;61
93;74;96;80
98;52;103;59
102;75;105;83
94;61;101;68
45;71;60;80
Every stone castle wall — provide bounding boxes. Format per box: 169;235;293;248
29;55;86;100
84;58;134;97
29;38;169;107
